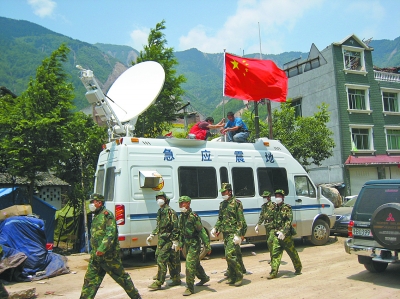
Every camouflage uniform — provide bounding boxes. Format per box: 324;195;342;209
257;200;277;256
178;196;210;295
80;194;140;299
151;202;181;286
214;188;247;284
269;200;302;277
0;245;9;299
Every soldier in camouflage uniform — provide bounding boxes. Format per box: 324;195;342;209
267;189;302;279
255;190;276;260
147;191;181;290
177;196;211;296
0;245;9;299
79;193;141;299
211;183;247;287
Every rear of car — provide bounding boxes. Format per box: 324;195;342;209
344;179;400;273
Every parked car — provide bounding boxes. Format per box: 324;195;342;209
345;179;400;273
331;196;357;236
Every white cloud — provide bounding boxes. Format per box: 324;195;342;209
27;0;56;18
178;0;322;54
129;27;150;50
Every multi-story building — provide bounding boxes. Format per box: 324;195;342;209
277;34;400;196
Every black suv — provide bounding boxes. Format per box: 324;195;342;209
345;179;400;273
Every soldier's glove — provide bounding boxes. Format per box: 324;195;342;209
255;224;259;234
210;227;217;238
233;235;242;245
171;240;180;252
146;234;154;246
277;231;285;240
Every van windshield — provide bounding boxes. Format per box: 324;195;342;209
352;186;400;221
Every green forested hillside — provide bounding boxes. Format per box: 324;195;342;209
369;36;400;68
1;16;399;117
0;17;121;111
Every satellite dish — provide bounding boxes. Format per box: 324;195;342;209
106;61;165;125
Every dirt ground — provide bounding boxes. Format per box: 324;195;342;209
4;236;400;299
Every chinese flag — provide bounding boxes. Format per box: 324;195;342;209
224;52;287;102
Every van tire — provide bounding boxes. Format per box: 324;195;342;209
181;240;208;260
310;219;330;246
371;203;400;250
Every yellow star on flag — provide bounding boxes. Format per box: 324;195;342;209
231;59;239;69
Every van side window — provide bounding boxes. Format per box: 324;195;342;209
178;167;217;199
257;167;289;195
232;167;255;197
95;168;105;195
104;167;116;201
220;167;229;184
295;176;316;198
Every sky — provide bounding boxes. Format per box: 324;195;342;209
1;0;400;55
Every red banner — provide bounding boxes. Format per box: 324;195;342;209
224;52;287;102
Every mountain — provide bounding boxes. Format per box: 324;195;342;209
0;17;123;111
1;17;399;117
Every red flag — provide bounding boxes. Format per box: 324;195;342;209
224;52;288;102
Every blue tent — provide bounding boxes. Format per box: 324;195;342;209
0;188;56;243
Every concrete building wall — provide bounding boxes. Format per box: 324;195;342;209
272;45;344;186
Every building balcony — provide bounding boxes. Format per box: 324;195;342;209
374;70;400;83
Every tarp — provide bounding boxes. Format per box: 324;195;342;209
54;201;92;253
0;216;69;281
0;188;56;243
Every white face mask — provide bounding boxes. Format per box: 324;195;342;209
222;195;230;200
157;199;165;206
263;197;269;203
89;203;96;212
180;207;187;213
275;198;283;205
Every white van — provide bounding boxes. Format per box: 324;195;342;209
94;136;335;258
78;61;335;258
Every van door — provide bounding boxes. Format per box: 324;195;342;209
293;175;318;236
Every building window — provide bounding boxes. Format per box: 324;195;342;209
382;91;400;112
385;127;400;151
345;84;371;114
291;98;302;117
350;125;374;152
348;89;366;110
342;46;365;73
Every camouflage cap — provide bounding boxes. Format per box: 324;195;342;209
219;183;232;192
262;190;271;197
89;193;105;202
155;191;167;199
275;189;285;196
178;196;192;203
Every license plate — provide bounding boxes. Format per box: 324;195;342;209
353;228;371;236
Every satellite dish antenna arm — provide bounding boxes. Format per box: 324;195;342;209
76;65;124;129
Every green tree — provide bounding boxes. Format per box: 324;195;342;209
243;101;335;169
54;112;107;208
134;20;186;137
0;43;75;201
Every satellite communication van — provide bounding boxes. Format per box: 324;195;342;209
78;61;336;258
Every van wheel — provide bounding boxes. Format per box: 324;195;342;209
181;240;208;260
310;219;330;246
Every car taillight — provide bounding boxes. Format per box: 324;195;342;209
115;204;125;225
348;220;354;237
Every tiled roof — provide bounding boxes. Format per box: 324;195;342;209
345;155;400;165
0;172;69;187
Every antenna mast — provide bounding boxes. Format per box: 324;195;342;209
76;66;128;140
